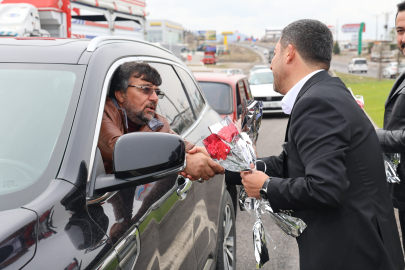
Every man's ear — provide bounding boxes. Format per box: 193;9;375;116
115;90;126;103
286;44;296;64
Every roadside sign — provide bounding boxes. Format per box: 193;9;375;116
187;55;192;61
342;24;366;33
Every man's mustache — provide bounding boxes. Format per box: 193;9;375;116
402;43;405;49
145;102;157;109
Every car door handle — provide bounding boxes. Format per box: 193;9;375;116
177;177;192;201
115;225;140;270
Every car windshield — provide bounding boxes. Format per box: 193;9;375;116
355;60;367;65
205;55;214;59
0;64;83;197
199;82;233;114
249;72;274;85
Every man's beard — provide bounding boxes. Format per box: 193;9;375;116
121;98;157;125
400;43;405;55
272;66;284;94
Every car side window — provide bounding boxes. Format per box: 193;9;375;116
243;78;253;99
147;62;194;135
175;67;205;117
237;80;247;102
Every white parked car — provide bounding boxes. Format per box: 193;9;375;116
249;64;270;77
348;58;368;73
248;69;283;113
382;62;405;79
263;49;269;55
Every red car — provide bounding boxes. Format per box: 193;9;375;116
201;52;217;65
194;72;253;121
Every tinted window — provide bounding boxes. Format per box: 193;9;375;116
0;67;79;196
205;55;214;59
238;80;247;102
199;82;232;115
176;67;205;117
243;78;253;99
249;72;274;85
354;60;367;65
148;63;194;135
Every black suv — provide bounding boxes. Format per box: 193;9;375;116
0;37;237;270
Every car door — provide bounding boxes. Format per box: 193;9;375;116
174;66;225;268
86;56;199;270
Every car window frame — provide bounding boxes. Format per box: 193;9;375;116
174;66;206;118
86;56;209;187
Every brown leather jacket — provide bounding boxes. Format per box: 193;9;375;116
98;97;194;173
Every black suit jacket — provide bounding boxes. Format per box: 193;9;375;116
377;73;405;210
226;71;404;270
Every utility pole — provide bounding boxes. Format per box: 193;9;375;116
373;14;379;41
382;12;392;41
336;19;339;41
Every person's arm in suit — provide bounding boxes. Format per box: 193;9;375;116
266;96;351;212
225;152;284;185
376;129;405;153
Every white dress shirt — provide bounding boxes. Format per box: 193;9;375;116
281;69;324;115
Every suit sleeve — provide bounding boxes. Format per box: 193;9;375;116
376;128;405;153
267;96;351;212
225;152;284;185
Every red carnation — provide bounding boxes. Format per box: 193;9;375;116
218;123;239;142
356;99;364;109
203;134;231;161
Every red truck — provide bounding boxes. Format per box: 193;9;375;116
201;51;217;65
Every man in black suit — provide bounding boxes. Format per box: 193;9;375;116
376;1;405;255
238;19;404;270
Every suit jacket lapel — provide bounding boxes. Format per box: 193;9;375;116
385;73;405;107
284;70;331;142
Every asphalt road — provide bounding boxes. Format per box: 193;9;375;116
330;57;381;78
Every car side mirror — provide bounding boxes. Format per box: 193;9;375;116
94;132;186;194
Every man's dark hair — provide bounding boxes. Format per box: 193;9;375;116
280;19;333;70
396;1;405;20
109;62;162;98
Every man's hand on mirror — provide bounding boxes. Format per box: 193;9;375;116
180;152;224;181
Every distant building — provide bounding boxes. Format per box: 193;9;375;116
265;27;282;41
146;19;183;44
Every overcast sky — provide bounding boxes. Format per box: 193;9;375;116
147;0;402;41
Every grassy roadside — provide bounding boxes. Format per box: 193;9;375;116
335;72;394;127
217;44;260;63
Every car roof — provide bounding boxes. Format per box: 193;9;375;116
0;37;178;65
0;38;90;64
194;72;247;85
352;58;367;61
253;65;269;68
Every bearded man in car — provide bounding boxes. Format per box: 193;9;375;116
98;61;224;180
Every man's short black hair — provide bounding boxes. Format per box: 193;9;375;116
280;19;333;70
109;62;162;98
396;1;405;21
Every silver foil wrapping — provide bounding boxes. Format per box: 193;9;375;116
383;153;401;184
239;187;307;268
205;116;257;172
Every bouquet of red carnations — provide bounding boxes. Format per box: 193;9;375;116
203;116;257;172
